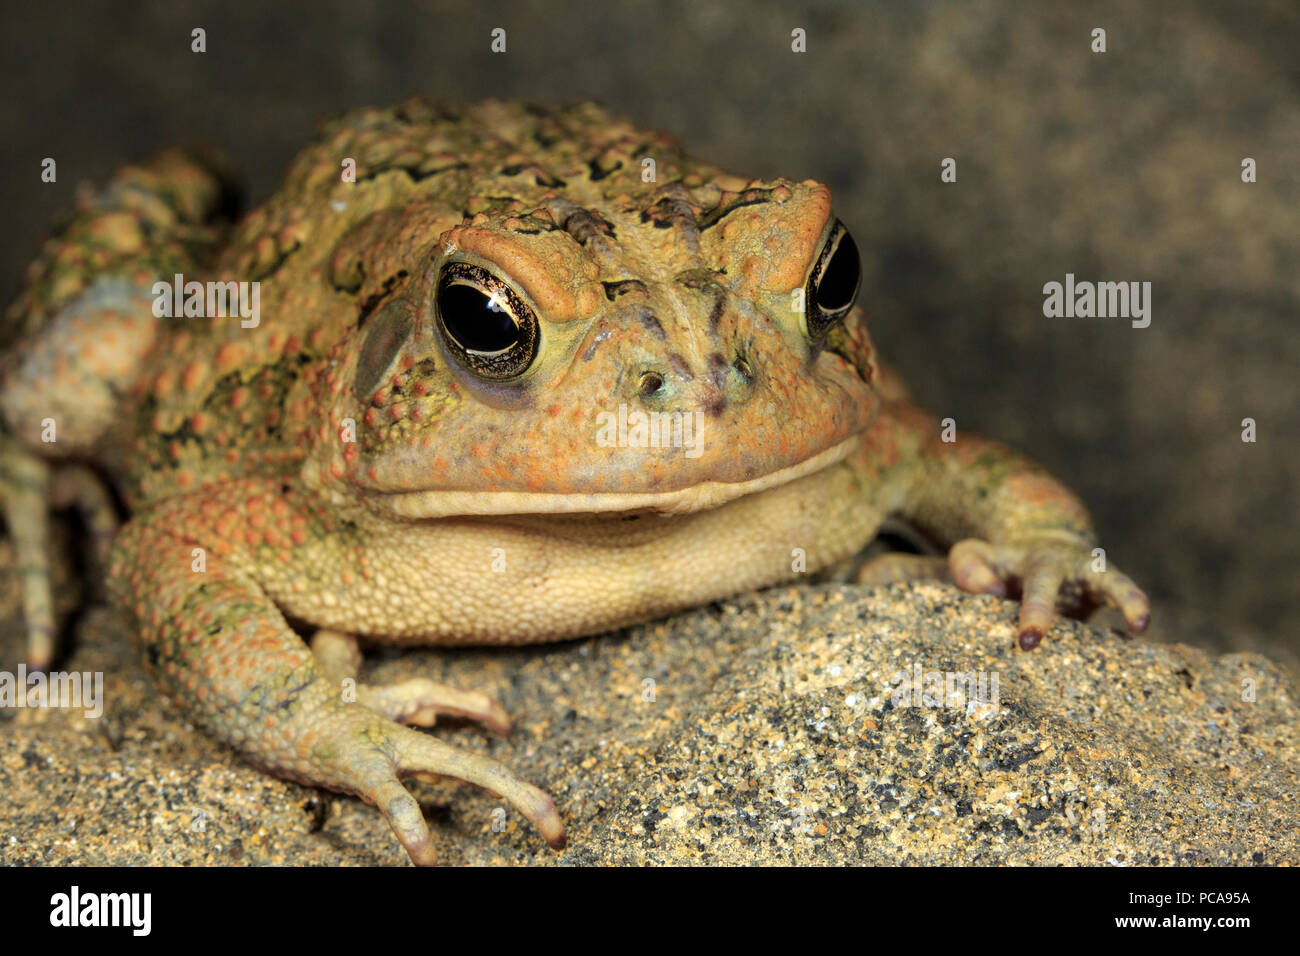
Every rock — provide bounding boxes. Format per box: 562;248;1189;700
2;581;1294;865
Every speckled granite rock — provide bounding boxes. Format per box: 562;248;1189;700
2;580;1295;865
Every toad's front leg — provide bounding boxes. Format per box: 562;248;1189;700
107;484;565;864
862;398;1151;650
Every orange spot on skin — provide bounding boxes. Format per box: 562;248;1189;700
153;371;176;399
182;363;204;391
216;341;244;370
230;387;249;410
189;413;209;434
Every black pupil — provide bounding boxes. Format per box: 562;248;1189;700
816;231;860;313
438;283;521;353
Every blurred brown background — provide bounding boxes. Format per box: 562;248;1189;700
1;0;1296;669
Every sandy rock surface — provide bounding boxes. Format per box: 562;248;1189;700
2;580;1294;866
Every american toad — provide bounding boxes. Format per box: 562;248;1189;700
0;99;1149;863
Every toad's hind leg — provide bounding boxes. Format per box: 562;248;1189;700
0;147;233;667
0;439;121;668
0;438;56;668
51;465;120;596
310;629;512;735
108;513;562;863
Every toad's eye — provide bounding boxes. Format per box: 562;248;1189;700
804;221;861;340
435;263;539;381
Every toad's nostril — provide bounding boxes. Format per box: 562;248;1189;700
734;355;752;381
638;370;665;396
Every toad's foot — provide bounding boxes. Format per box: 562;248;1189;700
947;536;1150;650
224;634;560;864
316;708;566;864
311;629;513;734
856;553;952;586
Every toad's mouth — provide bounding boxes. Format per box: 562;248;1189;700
365;435;859;519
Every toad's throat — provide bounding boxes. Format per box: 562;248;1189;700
368;436;859;519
